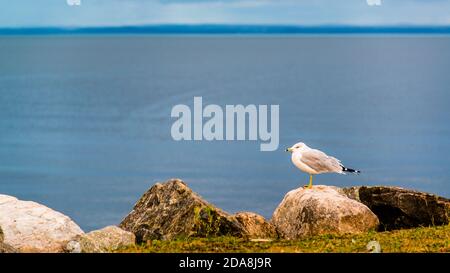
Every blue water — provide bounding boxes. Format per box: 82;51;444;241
1;36;449;231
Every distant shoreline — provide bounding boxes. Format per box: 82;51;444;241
1;25;450;36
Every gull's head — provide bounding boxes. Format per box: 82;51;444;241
285;142;306;153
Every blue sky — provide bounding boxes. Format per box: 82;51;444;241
1;0;450;27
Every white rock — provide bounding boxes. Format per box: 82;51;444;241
366;240;382;253
271;185;379;239
0;194;84;252
65;240;82;253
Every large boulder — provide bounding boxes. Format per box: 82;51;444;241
65;225;135;253
271;185;379;239
234;212;278;239
343;186;450;230
0;194;84;252
119;179;246;242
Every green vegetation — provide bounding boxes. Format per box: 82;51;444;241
117;225;450;253
193;206;222;237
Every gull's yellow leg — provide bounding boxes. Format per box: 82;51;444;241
303;175;313;189
308;175;313;189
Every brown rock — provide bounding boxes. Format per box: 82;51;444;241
0;226;17;253
119;179;245;242
0;242;17;253
234;212;278;239
272;185;379;239
343;186;450;230
0;243;17;253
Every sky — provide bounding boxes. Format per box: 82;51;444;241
1;0;450;27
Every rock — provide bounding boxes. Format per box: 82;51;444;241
120;179;245;242
65;240;82;253
0;194;84;252
0;242;17;253
234;212;278;239
271;185;379;239
343;186;450;230
65;226;135;253
366;240;381;253
0;226;17;253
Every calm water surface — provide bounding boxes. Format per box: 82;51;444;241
0;36;449;231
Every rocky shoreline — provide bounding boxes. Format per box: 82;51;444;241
1;178;449;253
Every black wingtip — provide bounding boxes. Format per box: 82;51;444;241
342;166;360;174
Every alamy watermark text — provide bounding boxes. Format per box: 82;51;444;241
171;97;279;151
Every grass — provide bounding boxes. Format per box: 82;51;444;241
116;225;450;253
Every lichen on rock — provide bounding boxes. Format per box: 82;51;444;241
119;179;246;242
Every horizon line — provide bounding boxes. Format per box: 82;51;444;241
2;24;450;35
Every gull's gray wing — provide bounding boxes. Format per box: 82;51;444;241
300;149;343;174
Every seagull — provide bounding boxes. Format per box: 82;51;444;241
285;142;360;189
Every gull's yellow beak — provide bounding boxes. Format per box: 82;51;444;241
286;147;293;152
